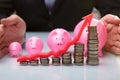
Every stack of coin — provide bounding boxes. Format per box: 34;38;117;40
62;52;72;65
29;59;39;66
20;61;29;65
87;26;99;65
74;43;84;65
52;57;61;65
40;58;49;65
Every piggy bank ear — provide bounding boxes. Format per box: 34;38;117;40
63;31;67;36
63;31;71;39
50;31;57;36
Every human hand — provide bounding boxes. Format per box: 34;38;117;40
100;14;120;54
0;15;26;58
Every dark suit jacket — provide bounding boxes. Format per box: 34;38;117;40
95;0;120;17
0;0;95;31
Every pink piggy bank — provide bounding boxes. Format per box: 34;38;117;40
74;18;107;57
47;28;72;52
25;36;44;55
8;42;22;57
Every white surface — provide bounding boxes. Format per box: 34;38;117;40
0;32;120;80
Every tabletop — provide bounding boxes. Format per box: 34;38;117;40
0;32;120;80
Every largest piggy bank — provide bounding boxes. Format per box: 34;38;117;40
73;19;107;57
47;28;72;52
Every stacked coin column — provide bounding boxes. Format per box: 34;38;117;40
62;52;72;65
40;58;49;65
52;57;60;66
74;43;84;65
87;26;99;65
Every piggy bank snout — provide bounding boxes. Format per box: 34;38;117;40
57;41;63;46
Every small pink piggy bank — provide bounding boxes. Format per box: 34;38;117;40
8;42;22;57
74;18;107;57
47;28;72;52
25;36;44;55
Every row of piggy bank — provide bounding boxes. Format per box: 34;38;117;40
8;19;107;57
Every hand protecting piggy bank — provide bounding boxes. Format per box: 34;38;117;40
74;18;107;57
25;36;44;55
47;28;72;52
8;42;22;57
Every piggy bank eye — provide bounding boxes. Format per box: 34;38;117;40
86;30;88;32
29;43;33;46
62;38;64;40
56;38;58;40
13;44;17;49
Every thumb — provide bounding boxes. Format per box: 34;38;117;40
101;14;120;25
106;23;113;32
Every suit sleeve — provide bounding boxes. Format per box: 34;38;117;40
0;0;15;19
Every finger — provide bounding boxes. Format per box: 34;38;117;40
101;14;120;26
106;39;115;46
116;34;120;41
0;24;5;37
0;42;7;50
118;25;120;34
114;41;120;48
106;23;113;32
110;46;120;55
105;14;120;25
0;46;8;59
1;15;23;26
